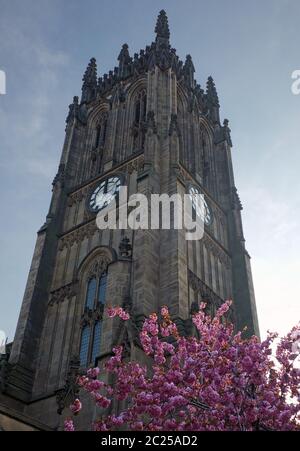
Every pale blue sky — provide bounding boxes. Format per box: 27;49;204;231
0;0;299;341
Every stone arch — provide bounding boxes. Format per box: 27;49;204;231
77;246;117;309
87;101;110;129
77;102;110;182
198;117;215;192
125;76;147;105
108;77;147;163
77;246;117;279
76;246;117;366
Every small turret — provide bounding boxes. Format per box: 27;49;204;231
81;57;97;103
183;54;195;89
118;43;132;79
206;76;220;123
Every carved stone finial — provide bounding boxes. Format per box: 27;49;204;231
155;10;170;41
206;76;219;106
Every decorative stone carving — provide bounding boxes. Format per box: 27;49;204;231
55;355;83;415
52;163;65;188
202;234;231;268
87;256;110;278
188;269;223;309
222;119;232;147
49;280;79;306
231;186;243;211
119;236;132;258
80;303;105;327
66;95;88;126
58;221;98;251
169;113;181;137
145;110;157;134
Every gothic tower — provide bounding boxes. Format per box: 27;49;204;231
0;11;259;430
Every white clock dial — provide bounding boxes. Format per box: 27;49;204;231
89;176;121;212
188;186;212;226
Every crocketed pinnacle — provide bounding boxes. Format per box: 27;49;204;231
155;10;170;41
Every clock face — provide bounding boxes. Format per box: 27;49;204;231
88;176;121;213
188;185;212;226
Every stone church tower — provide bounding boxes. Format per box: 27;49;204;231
0;11;259;430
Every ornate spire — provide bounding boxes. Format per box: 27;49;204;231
118;43;131;79
206;76;219;106
81;57;97;103
155;10;170;43
183;54;195;89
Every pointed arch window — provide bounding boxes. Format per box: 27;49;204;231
79;264;108;367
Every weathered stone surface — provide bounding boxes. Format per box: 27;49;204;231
2;10;259;430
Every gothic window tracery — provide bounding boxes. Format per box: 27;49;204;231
132;89;147;151
79;258;109;366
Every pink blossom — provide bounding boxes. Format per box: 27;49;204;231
64;418;75;431
161;306;169;317
106;307;130;320
64;302;300;431
87;367;100;378
70;398;82;415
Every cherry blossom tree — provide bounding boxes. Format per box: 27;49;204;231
65;302;300;431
